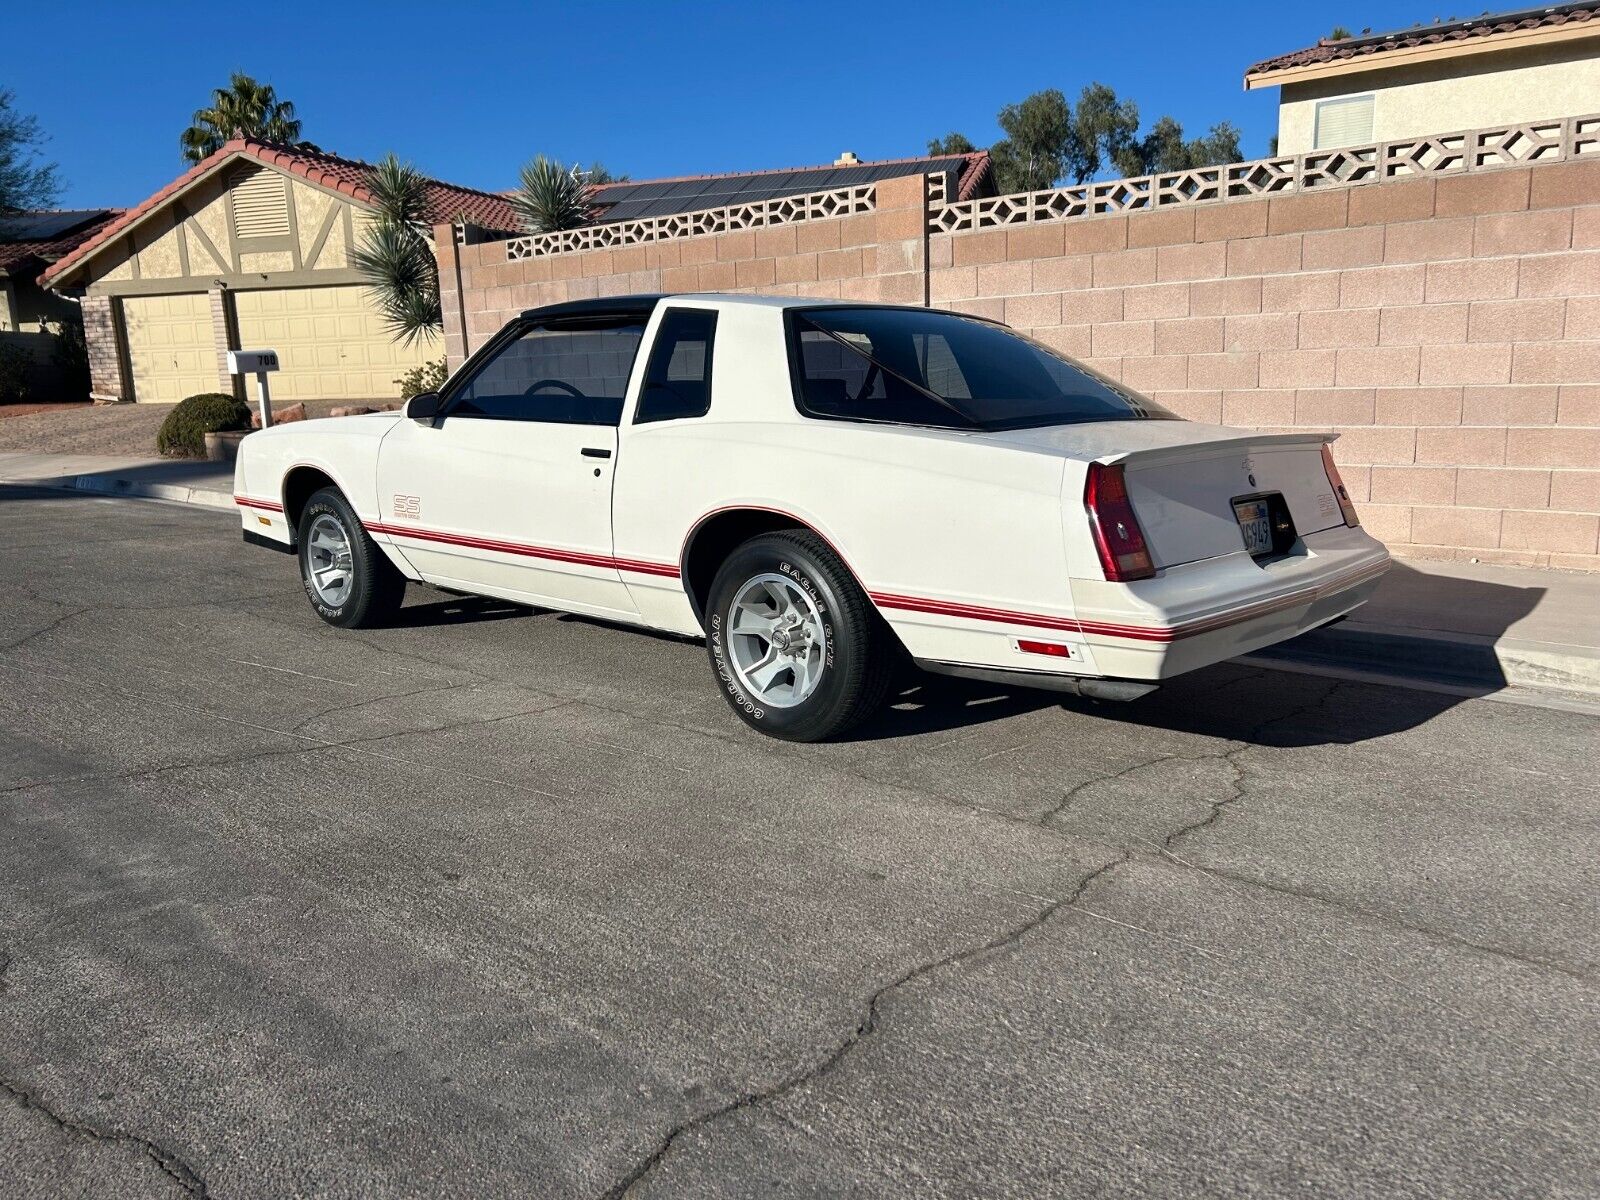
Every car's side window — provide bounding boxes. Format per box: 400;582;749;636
795;326;956;426
446;317;647;426
635;308;717;423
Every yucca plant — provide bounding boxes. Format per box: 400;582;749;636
511;156;596;233
350;154;442;347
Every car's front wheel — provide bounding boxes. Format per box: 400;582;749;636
705;530;894;741
297;487;406;628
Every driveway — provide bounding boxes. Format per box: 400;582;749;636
2;487;1596;1198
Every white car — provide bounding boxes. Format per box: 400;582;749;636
235;294;1389;741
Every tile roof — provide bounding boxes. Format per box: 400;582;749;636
0;209;120;276
587;151;993;223
42;140;519;288
1245;2;1597;77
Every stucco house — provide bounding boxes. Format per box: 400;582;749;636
41;141;518;404
1;209;119;398
1247;3;1600;153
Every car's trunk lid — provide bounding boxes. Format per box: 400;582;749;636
979;420;1347;569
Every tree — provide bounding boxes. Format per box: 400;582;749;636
181;73;303;163
932;82;1247;192
0;89;60;212
1068;83;1140;184
1123;116;1244;176
350;154;441;346
927;133;977;156
511;156;596;233
988;89;1073;194
580;162;628;186
1327;26;1353;40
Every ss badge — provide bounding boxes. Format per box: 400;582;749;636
393;494;422;520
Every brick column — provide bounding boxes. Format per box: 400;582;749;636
80;294;130;402
871;172;931;307
434;222;470;372
210;288;241;398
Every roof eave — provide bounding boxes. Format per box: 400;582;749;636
1244;18;1600;89
41;143;260;290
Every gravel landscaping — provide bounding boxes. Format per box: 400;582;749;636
0;400;345;457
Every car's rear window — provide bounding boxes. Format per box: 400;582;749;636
789;307;1175;432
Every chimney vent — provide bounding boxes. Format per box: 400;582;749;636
834;150;860;166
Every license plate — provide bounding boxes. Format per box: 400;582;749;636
1233;499;1274;557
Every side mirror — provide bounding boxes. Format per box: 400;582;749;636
405;391;442;422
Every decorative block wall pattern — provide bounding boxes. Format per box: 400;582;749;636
930;113;1599;234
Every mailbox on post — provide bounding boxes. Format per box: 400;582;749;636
227;348;280;429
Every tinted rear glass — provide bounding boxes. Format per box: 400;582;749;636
790;307;1175;431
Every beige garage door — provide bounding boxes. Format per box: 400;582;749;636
233;285;434;403
123;292;215;404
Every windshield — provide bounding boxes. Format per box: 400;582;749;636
789;306;1175;432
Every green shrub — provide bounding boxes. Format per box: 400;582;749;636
0;342;31;405
156;391;251;457
395;358;446;400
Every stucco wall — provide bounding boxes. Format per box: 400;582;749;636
1278;39;1600;153
443;159;1600;571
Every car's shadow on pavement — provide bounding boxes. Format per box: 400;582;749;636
377;594;1466;749
381;594;532;627
852;664;1464;748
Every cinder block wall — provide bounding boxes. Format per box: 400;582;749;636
442;162;1600;570
931;160;1600;570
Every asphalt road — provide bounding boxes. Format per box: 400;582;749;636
2;486;1597;1200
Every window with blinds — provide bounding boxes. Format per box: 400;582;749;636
1313;95;1375;150
231;167;291;239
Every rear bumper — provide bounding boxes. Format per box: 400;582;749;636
874;525;1390;685
1074;525;1391;681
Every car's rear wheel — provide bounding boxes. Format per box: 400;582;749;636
706;530;893;741
297;487;405;628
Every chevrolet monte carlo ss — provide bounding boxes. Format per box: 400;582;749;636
235;293;1389;741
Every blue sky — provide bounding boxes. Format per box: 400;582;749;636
13;0;1437;209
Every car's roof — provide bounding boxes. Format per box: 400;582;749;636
517;293;923;322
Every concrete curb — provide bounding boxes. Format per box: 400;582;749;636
58;472;236;510
1245;619;1600;701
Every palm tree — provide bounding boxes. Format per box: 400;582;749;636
511;156;595;233
350;155;441;346
180;73;302;163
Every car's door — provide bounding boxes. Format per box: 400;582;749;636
374;313;649;620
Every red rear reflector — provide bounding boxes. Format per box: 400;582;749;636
1321;444;1361;528
1084;462;1155;582
1018;639;1073;658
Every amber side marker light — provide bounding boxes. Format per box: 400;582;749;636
1084;462;1155;582
1321;444;1361;527
1018;639;1074;658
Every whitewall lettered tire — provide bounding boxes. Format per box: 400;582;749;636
705;530;894;741
296;486;406;629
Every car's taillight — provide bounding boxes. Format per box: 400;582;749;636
1321;444;1361;528
1084;462;1154;582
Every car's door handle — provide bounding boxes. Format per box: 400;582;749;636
581;447;613;459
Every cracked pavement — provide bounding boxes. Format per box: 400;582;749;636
2;487;1597;1198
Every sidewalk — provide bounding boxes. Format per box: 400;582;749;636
0;451;234;510
2;450;1595;706
1245;556;1600;706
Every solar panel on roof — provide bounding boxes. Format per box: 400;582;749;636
591;157;976;224
0;210;111;243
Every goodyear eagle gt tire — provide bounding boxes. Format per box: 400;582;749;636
706;530;893;741
297;486;406;629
